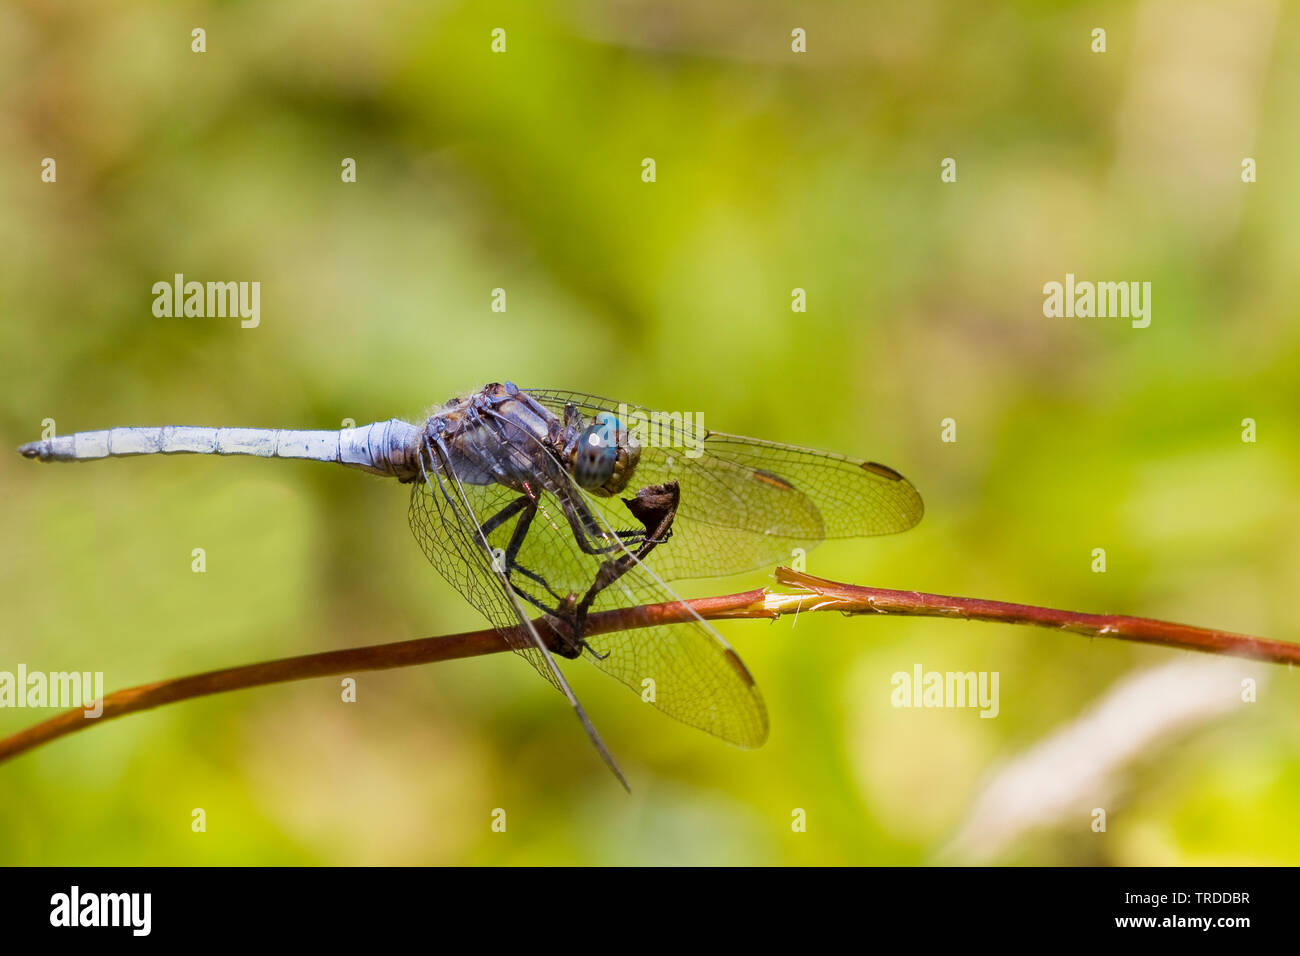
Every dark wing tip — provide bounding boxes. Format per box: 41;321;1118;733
861;460;905;480
723;647;760;688
860;461;925;532
724;648;770;748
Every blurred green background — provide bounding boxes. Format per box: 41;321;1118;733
3;0;1299;865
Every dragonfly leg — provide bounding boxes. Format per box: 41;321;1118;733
556;491;652;557
477;493;530;536
561;481;675;552
510;485;681;662
479;493;571;607
479;492;607;663
570;482;681;646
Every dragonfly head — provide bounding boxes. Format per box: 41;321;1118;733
569;412;640;496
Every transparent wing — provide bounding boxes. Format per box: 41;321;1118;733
408;449;560;689
580;549;769;748
408;427;768;748
526;388;924;580
408;439;635;785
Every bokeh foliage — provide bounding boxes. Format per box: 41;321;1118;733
2;0;1298;864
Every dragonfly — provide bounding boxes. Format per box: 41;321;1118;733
19;382;924;787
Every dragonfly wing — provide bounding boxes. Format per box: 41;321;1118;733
408;452;560;688
408;442;634;785
580;554;769;748
526;389;924;580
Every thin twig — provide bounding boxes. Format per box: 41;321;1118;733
769;569;1299;663
1;570;1293;765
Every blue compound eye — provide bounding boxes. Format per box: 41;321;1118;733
573;418;619;490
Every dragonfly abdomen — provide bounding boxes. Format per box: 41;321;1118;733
18;420;422;479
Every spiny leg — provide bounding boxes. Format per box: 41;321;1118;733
478;493;568;605
490;485;681;661
567;482;682;659
554;487;655;557
476;492;597;657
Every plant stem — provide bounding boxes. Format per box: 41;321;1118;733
1;569;1292;765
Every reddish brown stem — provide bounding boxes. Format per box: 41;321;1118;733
770;569;1298;663
1;570;1292;766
